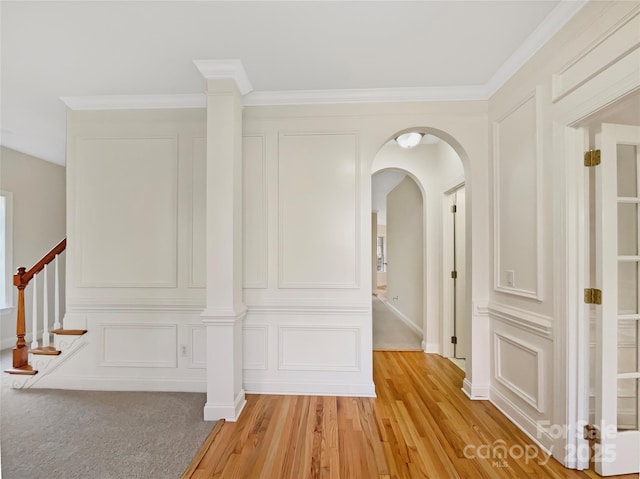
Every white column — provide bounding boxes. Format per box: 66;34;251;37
194;60;252;422
53;255;61;330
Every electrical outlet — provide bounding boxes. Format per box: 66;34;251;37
506;270;515;287
180;344;188;357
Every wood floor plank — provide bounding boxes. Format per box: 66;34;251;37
183;351;639;479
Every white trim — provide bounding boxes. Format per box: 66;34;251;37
193;59;253;95
247;303;369;314
246;86;488;105
485;0;588;97
424;343;440;354
204;390;247;422
99;323;178;368
384;302;423;336
462;378;490;400
61;94;206;110
244;380;376;398
490;386;555;454
488;303;553;339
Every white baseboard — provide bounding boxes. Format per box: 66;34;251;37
490;385;554;454
424;343;440;354
204;389;246;422
244;380;376;398
385;302;423;336
30;375;207;393
462;378;490;399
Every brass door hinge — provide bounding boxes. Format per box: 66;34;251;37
584;149;601;167
584;424;601;443
451;204;457;213
451;271;458;279
584;288;602;305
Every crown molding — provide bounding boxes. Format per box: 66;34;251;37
193;59;253;95
60;94;205;110
485;0;588;98
244;85;488;106
60;1;588;113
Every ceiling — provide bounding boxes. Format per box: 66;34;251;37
1;1;585;166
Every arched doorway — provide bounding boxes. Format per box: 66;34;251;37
371;129;467;367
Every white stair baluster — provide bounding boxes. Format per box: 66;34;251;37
53;255;61;330
42;264;49;347
30;273;38;350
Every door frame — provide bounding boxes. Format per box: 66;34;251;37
442;181;465;359
554;88;640;469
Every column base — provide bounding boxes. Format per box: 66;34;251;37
203;389;246;422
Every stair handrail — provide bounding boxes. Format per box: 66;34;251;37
14;238;66;287
8;238;66;372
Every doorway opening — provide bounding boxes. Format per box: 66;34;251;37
371;131;466;362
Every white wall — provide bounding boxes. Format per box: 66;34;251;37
0;146;66;350
51;100;489;397
386;177;423;331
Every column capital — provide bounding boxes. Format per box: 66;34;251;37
193;59;253;95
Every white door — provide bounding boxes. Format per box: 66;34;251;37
443;187;467;359
593;123;640;476
454;187;466;359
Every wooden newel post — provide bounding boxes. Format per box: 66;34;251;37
12;267;28;369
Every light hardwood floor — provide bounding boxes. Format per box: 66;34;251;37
183;351;638;479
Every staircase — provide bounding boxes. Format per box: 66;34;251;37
4;238;87;386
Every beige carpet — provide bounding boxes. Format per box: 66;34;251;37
0;349;214;479
372;297;422;350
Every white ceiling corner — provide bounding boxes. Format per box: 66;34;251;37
193;59;253;96
485;0;588;97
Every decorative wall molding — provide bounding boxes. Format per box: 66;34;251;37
494;330;545;413
100;323;178;368
74;136;179;288
489;303;553;339
243;325;268;370
193;59;253;95
278;325;360;372
246;302;370;315
242;134;268;288
493;88;544;301
473;301;490;317
277;132;360;289
552;7;640;102
67;299;205;312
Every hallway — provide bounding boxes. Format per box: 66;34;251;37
183;351;632;478
372;296;422;350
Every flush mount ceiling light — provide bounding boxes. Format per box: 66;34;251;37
395;132;424;148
